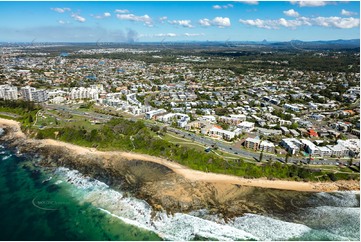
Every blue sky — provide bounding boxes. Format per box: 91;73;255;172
0;1;359;42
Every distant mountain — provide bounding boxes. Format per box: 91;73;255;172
270;39;360;50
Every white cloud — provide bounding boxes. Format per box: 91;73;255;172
159;16;168;23
154;33;177;37
51;8;71;13
313;16;359;28
213;4;234;9
71;13;86;23
283;9;300;17
115;9;130;14
237;1;259;5
199;17;231;28
184;33;205;37
58;20;65;24
116;14;153;26
168;20;194;28
290;1;328;7
239;16;359;29
199;19;211;26
92;12;111;19
341;9;358;16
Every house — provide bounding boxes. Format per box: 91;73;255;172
310;114;325;121
289;129;300;137
284;103;300;112
280;126;290;135
257;128;282;136
309;129;319;137
317;130;329;137
237;121;255;132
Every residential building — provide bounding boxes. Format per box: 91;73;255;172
0;85;18;100
280;138;302;155
244;137;275;153
209;127;235;141
237;121;255;132
145;109;167;120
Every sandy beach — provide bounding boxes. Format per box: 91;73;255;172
1;117;359;193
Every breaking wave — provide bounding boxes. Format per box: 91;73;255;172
53;167;360;241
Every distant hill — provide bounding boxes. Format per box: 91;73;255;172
270;39;360;50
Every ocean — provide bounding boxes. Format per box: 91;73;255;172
0;143;359;241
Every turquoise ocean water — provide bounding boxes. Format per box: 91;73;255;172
0;143;359;241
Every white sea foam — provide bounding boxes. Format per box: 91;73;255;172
301;206;360;241
314;191;360;207
53;167;259;240
53;167;359;241
231;213;312;241
2;154;12;160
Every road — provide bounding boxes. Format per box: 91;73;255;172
43;104;345;166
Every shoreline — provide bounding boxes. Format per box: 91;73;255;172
1;117;359;193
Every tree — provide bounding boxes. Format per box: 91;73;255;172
150;125;160;133
285;153;291;163
28;115;33;124
259;146;264;162
162;126;167;133
348;158;353;167
290;122;298;130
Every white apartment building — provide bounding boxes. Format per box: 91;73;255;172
157;113;190;128
21;86;35;101
145;109;167;119
20;86;48;102
0;85;18;100
208;127;235;141
70;87;99;100
300;139;321;156
281;138;302;155
198;115;216;123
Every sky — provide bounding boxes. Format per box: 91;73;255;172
0;1;359;42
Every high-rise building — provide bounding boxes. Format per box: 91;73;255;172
20;86;48;102
0;85;18;100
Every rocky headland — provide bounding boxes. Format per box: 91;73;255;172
1;118;359;218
